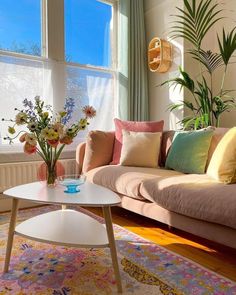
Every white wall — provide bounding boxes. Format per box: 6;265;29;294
144;0;236;129
212;0;236;127
144;0;184;130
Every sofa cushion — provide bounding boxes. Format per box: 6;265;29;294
207;127;236;184
206;127;229;167
86;166;183;200
110;118;164;165
165;129;213;174
160;128;229;168
140;174;236;229
120;130;162;168
82;130;115;173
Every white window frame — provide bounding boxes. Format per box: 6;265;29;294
0;0;118;151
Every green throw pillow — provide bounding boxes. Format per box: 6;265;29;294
165;130;213;174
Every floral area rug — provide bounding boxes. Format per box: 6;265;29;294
0;206;235;295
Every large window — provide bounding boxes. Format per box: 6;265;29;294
0;0;117;149
0;0;42;56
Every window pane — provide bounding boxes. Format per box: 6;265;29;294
0;0;41;56
66;66;114;136
65;0;112;67
0;55;52;145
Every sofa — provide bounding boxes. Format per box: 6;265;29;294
76;128;236;249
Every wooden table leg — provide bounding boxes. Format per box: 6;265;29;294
103;206;122;293
3;198;19;273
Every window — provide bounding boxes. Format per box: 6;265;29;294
0;0;42;56
65;0;113;67
0;0;117;149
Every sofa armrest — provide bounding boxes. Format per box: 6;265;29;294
76;142;86;175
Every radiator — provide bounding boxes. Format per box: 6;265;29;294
0;159;76;193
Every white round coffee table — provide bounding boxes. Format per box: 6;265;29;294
3;181;122;293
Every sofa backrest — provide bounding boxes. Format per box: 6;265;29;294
159;131;175;167
159;128;229;168
77;128;230;173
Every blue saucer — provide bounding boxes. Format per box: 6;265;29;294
58;177;85;194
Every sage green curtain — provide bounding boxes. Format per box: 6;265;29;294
118;0;149;121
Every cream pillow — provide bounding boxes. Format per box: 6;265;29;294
207;127;236;184
120;130;162;168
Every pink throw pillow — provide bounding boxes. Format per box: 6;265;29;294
110;118;164;165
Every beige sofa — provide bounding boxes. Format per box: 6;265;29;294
76;128;236;249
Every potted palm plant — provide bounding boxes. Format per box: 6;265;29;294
162;0;236;129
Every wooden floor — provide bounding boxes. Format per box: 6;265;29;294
87;206;236;282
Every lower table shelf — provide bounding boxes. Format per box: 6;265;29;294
15;209;109;248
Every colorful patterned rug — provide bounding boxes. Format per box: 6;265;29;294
0;206;235;295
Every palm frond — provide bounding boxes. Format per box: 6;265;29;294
161;67;195;94
218;27;236;66
189;49;223;74
197;4;223;42
167;99;198;116
167;103;184;112
171;0;223;48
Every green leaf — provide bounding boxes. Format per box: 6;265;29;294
194;117;201;130
218;27;236;66
171;0;222;48
167;103;184;112
184;0;195;18
189;49;223;74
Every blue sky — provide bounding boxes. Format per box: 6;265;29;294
0;0;41;51
0;0;111;67
65;0;112;66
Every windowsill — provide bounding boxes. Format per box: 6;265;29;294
0;149;76;164
0;138;85;164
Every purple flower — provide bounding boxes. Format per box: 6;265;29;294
62;98;75;124
23;98;34;109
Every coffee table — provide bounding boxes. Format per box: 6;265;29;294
3;181;122;293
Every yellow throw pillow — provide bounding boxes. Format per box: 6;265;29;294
120;130;161;168
207;127;236;184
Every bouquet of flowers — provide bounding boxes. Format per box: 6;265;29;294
2;96;96;185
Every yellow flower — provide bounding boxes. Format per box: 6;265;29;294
41;127;49;139
79;118;88;130
52;123;64;136
8;126;16;134
15;112;27;125
42;112;49;119
25;133;37;146
66;126;77;136
48;129;59;140
41;127;58;140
